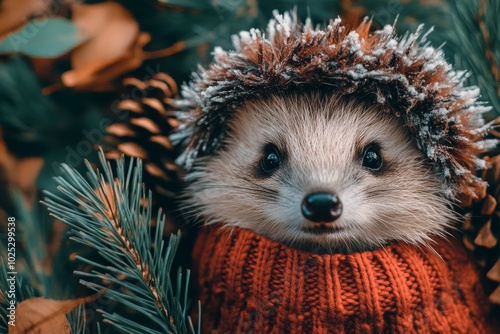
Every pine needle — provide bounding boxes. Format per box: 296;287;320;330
449;0;500;118
42;149;198;334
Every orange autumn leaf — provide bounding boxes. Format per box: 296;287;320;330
0;0;50;39
32;1;187;93
9;294;100;334
55;2;142;92
70;2;139;71
0;131;43;208
61;32;151;92
54;2;185;92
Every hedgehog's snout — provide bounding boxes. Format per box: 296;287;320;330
301;192;342;223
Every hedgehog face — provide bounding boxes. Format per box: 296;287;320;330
183;92;456;253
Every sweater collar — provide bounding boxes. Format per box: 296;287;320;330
192;225;492;333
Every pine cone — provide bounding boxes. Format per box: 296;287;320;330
462;155;500;304
103;73;187;209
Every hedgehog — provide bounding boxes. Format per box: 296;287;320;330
182;93;453;253
175;11;496;254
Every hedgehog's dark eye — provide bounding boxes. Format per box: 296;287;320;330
362;144;383;171
260;144;281;175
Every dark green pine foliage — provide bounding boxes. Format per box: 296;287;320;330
42;150;199;333
447;0;500;120
0;260;35;333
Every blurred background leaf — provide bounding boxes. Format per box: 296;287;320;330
0;18;86;57
0;0;53;39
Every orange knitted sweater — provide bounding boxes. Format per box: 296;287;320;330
192;225;496;334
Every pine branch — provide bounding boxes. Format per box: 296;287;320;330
42;149;199;334
0;259;35;331
448;0;500;118
478;0;500;93
9;191;52;296
68;305;102;334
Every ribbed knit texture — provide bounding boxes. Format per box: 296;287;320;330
192;225;495;334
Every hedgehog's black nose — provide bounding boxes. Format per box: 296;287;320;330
301;192;342;223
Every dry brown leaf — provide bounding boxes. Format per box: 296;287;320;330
0;0;50;39
9;294;99;334
0;132;43;209
59;30;151;92
38;2;186;93
71;2;139;70
16;157;44;206
54;2;141;91
57;3;185;92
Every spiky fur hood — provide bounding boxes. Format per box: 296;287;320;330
176;10;496;200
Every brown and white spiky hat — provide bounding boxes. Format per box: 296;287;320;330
175;10;496;200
